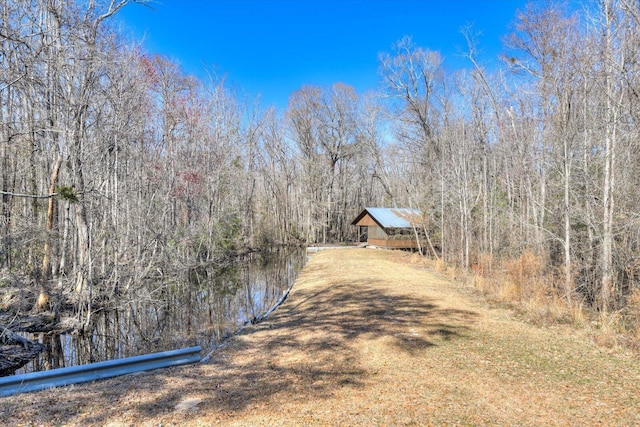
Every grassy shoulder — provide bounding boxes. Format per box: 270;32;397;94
3;248;640;426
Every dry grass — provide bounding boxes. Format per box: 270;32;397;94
623;289;640;339
3;248;640;426
462;251;587;329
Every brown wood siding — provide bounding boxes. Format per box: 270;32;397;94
367;238;423;249
353;214;378;227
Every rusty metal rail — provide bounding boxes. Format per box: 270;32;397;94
0;345;201;397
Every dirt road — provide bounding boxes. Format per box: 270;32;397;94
4;249;640;426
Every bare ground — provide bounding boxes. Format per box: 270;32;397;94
3;248;640;426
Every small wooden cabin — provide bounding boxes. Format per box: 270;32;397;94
351;207;424;249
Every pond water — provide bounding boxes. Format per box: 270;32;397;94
18;248;306;374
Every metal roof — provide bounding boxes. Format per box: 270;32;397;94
352;207;422;228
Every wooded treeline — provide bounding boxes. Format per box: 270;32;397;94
2;0;640;317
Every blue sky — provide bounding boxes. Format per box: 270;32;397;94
117;0;529;109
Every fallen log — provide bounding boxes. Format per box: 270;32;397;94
0;313;80;335
0;327;48;376
0;313;56;333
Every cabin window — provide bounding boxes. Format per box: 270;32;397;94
368;225;388;240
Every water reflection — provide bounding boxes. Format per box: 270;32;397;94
19;248;304;374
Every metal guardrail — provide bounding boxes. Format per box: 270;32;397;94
0;345;201;397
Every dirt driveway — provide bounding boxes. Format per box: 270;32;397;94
3;249;640;426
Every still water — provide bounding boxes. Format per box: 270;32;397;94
19;248;305;374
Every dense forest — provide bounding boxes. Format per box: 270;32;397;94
3;0;640;337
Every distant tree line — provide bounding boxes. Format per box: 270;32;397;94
2;0;640;317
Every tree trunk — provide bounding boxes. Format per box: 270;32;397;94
42;155;63;279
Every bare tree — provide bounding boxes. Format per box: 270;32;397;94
505;2;583;305
378;37;446;256
287;83;362;243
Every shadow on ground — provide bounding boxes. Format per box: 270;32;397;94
3;275;478;426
